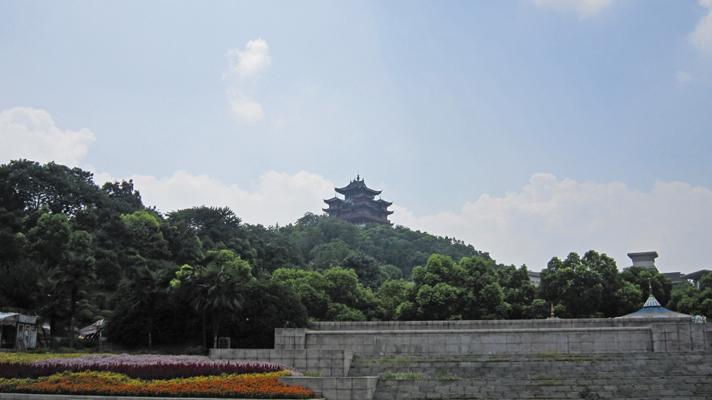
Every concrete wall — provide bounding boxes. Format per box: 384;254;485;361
279;376;377;400
209;348;352;377
304;327;653;355
311;317;691;330
275;318;709;356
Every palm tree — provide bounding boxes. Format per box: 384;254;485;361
117;265;165;347
191;264;244;348
176;250;251;349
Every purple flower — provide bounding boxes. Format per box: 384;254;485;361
0;354;284;379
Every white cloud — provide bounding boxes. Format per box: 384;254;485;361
0;107;95;166
393;173;712;273
224;38;271;122
5;108;708;274
95;169;334;226
676;70;693;84
228;91;265;122
532;0;613;18
690;0;712;55
227;38;271;79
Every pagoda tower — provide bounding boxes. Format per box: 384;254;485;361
323;175;393;225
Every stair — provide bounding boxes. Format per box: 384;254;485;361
348;353;712;399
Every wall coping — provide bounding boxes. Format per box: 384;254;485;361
307;326;653;335
311;317;693;328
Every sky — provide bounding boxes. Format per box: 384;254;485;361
1;0;712;273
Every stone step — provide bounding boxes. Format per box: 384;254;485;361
351;365;712;378
356;353;712;400
349;353;712;378
373;377;712;400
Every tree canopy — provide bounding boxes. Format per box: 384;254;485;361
0;160;709;350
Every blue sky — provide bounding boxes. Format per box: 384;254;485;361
2;0;712;272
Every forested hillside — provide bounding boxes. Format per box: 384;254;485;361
1;160;710;349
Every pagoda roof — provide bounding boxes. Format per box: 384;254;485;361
617;294;691;319
335;176;382;196
376;198;393;206
324;197;345;205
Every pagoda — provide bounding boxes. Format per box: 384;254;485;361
323;175;393;225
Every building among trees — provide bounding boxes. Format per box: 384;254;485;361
627;251;711;289
0;312;38;350
323;175;393;225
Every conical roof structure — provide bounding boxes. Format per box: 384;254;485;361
618;294;691;319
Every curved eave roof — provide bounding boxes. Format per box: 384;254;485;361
335;181;381;196
620;307;691;318
324;197;345;204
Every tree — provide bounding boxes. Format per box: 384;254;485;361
0;206;38;309
28;212;71;270
121;211;170;261
101;180;143;214
112;265;167;347
668;272;712;317
48;230;96;347
414;282;462;320
272;268;331;319
460;256;504;319
377;279;413;320
172;249;252;349
309;240;355;269
225;280;308;348
167;207;253;258
539;252;607;317
620;266;672;306
497;265;536;319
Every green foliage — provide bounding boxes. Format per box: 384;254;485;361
2;159;710;351
668;272;712;317
377;279;413;320
225;280;308;348
173;249;253;348
620;266;672;306
540;251;630;318
272;266;380;321
121;211;169;260
539;251;675;318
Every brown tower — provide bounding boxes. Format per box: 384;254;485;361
323;175;393;225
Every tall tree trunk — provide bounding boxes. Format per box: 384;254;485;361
69;291;77;348
148;319;153;348
212;312;220;349
201;310;207;350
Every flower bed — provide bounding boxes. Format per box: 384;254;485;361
0;353;91;364
0;371;315;399
0;354;282;379
0;353;315;399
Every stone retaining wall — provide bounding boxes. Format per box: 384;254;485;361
311;316;691;330
273;319;709;355
354;353;712;400
279;376;378;400
305;327;653;355
209;348;352;377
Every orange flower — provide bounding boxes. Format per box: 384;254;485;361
1;371;315;399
